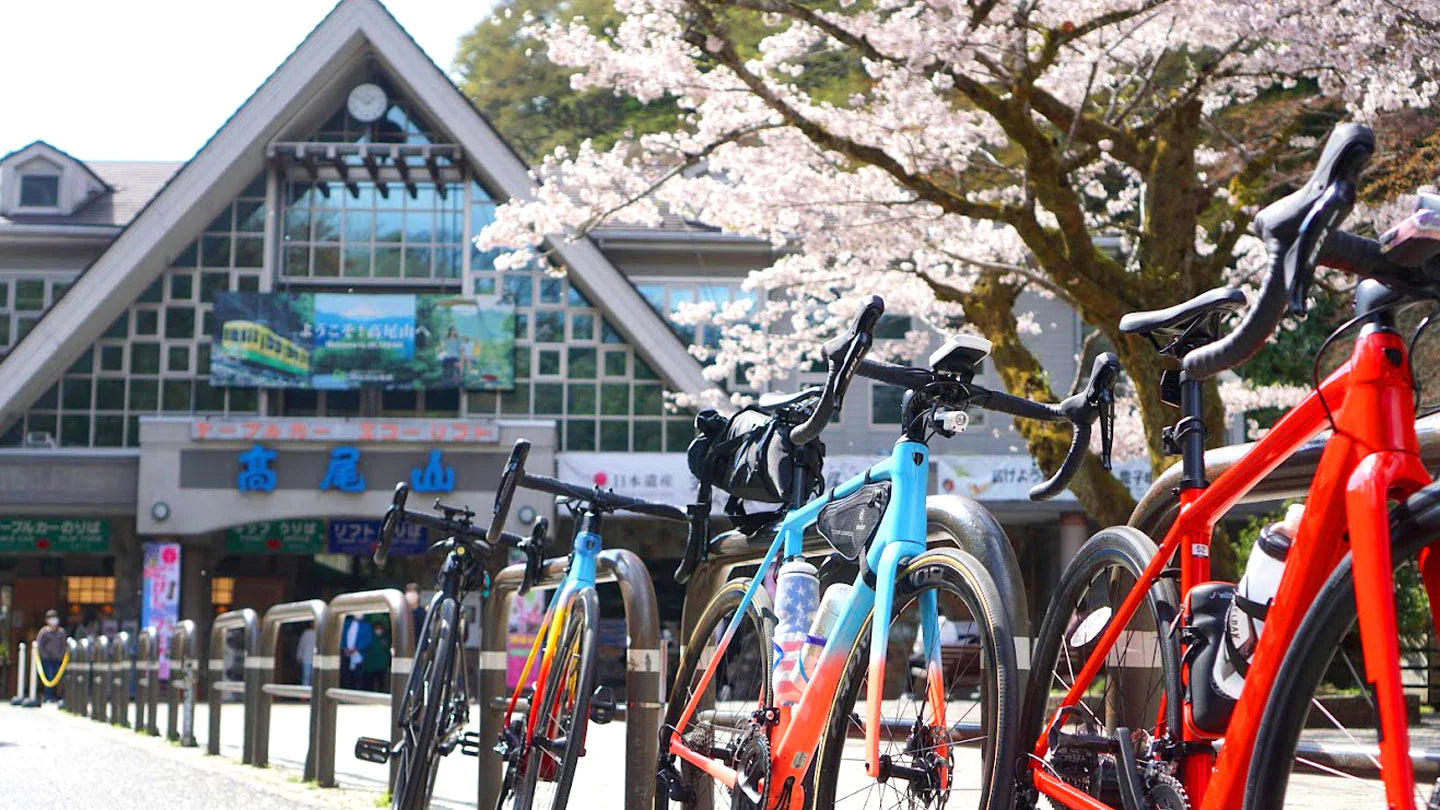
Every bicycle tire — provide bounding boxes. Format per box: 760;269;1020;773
1245;483;1440;809
392;597;459;810
810;547;1019;810
512;587;599;810
1018;526;1182;808
654;578;776;810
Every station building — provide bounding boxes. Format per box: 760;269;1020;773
0;0;1152;678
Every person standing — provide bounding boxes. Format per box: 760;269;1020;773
362;619;391;692
297;625;316;687
35;610;67;702
340;615;372;690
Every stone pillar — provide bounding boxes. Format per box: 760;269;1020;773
112;518;144;635
1059;512;1089;570
180;536;218;647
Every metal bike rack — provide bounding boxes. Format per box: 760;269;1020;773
207;609;260;761
167;620;199;747
477;549;663;810
253;598;325;776
135;626;160;736
1129;413;1440;537
89;634;110;723
68;638;89;715
110;631;132;728
314;589;415;789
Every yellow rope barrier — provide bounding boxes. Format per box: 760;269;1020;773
33;646;69;688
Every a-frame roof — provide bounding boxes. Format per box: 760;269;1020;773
0;0;710;431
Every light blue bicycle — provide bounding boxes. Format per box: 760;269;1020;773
656;296;1118;810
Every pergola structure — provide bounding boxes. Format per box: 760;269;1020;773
266;141;464;201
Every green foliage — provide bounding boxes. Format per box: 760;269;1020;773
454;0;680;162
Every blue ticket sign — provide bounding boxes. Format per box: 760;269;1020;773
327;519;428;556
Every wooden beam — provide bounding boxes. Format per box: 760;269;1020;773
361;153;390;199
392;147;418;199
426;154;447;199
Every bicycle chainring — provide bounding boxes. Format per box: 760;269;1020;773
731;727;771;810
1145;771;1190;810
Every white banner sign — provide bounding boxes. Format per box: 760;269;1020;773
934;455;1153;502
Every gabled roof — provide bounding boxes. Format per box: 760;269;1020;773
0;140;112;192
0;0;710;430
0;160;181;229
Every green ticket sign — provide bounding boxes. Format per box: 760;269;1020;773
0;519;111;554
225;520;325;554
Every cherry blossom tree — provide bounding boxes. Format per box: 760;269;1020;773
477;0;1440;526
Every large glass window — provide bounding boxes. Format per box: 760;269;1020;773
282;181;463;281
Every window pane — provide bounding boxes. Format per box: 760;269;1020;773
62;378;91;410
540;277;563;304
313;246;340;277
194;380;225;411
134;309;158;335
163;380;192;411
19;175;59;207
61;415;90;447
201;272;230;303
538;349;560;376
603;351;627;377
169;273;194;301
15;279;45;310
139;279;164;303
566;419;595;451
534;383;563;415
285;206;310;240
99;346;124;372
202;235;231;266
128;379;159;410
94;415;124;447
346;210;373;242
165;307;195;339
633;421;661;451
96;379;125;410
374;246;402;278
228;388;259;413
375;209;403;242
404;246;430;278
600;383;628;416
872;384;904;424
633;384;662;415
569;348;596;379
236;200;265;232
567;383;596;415
344;247;371;277
571;313;595;341
534;311;564;343
131;343;160;373
285;246;310;276
235;237;264;268
600;420;628;451
167;345;190;372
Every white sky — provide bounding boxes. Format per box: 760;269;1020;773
1;1;499;161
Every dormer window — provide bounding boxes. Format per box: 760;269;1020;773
18;174;59;208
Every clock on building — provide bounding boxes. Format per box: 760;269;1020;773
347;82;388;123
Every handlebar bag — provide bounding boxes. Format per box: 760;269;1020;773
687;407;824;528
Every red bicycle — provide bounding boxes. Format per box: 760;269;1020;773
1022;123;1440;810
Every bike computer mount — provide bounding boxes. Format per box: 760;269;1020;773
929;334;992;379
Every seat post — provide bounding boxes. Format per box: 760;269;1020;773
1178;374;1208;490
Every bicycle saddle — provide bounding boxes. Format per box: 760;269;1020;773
755;387;821;415
1120;286;1246;343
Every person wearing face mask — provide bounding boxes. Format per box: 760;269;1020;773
35;610;68;702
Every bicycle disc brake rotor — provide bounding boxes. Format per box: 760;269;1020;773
903;721;955;808
731;727;771;810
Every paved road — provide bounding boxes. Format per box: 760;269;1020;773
0;697;630;809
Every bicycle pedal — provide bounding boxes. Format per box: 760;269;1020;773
590;685;616;725
657;763;695;803
354;736;392;764
459;731;483;757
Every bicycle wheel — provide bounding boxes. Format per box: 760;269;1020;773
1019;527;1182;809
513;587;599;810
655;578;776;810
810;547;1019;810
1246;485;1440;809
392;597;459;810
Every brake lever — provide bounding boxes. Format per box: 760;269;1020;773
1287;181;1355;316
1098;391;1115;471
518;517;550;597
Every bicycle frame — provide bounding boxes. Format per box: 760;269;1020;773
503;509;603;744
1031;324;1433;810
668;438;937;806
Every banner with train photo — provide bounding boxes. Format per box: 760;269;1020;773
210;292;515;390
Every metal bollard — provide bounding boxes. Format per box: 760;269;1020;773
252;599;325;776
314;589;414;789
206;609;259;762
110;631;132;727
72;638;91;716
167;620;198;747
477;549;663;810
135;627;160;735
90;635;110;723
8;642;27;706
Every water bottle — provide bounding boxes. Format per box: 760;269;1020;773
801;583;852;683
771;559;819;705
1213;503;1302;699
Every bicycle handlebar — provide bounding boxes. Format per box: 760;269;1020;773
789;296;885;446
375;482;499;566
1184;123;1374;380
520;472;688;521
856;351;1120;501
